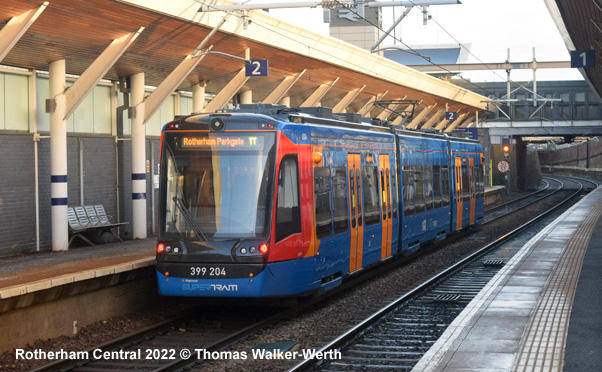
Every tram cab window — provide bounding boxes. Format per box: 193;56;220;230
441;165;450;207
402;166;415;216
275;155;301;242
424;165;434;211
433;165;442;208
332;167;349;234
315;167;333;238
414;165;426;214
363;166;380;226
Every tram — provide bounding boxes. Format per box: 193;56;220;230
155;105;484;297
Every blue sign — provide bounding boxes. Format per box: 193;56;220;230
445;111;458;121
452;128;478;140
245;59;269;77
570;50;595;68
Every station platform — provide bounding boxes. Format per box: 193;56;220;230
0;238;155;300
412;186;602;372
0;238;156;352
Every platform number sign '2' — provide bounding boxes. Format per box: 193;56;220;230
570;50;595;69
245;59;269;77
445;112;458;121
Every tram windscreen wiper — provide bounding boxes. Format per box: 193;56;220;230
172;196;208;242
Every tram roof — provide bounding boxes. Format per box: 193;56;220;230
1;0;489;114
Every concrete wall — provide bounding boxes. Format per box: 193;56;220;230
0;271;158;353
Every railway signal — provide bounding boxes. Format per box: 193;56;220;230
502;138;510;159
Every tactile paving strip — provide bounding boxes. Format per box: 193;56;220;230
513;199;602;372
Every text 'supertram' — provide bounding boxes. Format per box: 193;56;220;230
155;105;485;297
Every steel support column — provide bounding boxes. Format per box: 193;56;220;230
49;60;68;251
279;96;291;106
239;90;253;104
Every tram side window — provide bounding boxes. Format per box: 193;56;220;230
414;165;426;214
433;165;442;208
275;155;301;242
332;167;349;234
315;167;333;239
363;166;381;226
391;170;398;219
424;165;434;211
402;166;415;216
461;163;469;202
441;165;450;207
477;164;484;199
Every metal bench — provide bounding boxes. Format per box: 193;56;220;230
67;205;128;246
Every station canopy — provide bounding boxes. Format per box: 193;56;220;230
0;0;489;116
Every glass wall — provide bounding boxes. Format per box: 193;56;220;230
0;72;29;131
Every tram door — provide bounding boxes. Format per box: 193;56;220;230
469;157;476;224
454;157;463;230
379;154;393;259
348;154;364;272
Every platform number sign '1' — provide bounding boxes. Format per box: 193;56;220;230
570;50;595;69
245;59;269;77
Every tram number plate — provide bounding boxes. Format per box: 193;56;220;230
190;266;227;277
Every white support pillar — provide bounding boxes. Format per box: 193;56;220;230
192;82;207;113
49;60;68;251
301;78;339;107
333;85;365;113
0;2;48;62
279;96;291;107
203;68;249;112
131;72;147;240
239;90;253;104
263;70;306;104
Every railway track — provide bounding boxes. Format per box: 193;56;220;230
34;177;596;372
288;176;595;372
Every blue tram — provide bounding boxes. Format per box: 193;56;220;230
155;105;484;297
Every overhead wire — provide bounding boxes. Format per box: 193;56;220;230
327;0;501;98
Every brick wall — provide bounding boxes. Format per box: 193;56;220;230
538;140;602;168
0;134;37;254
0;134;161;255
